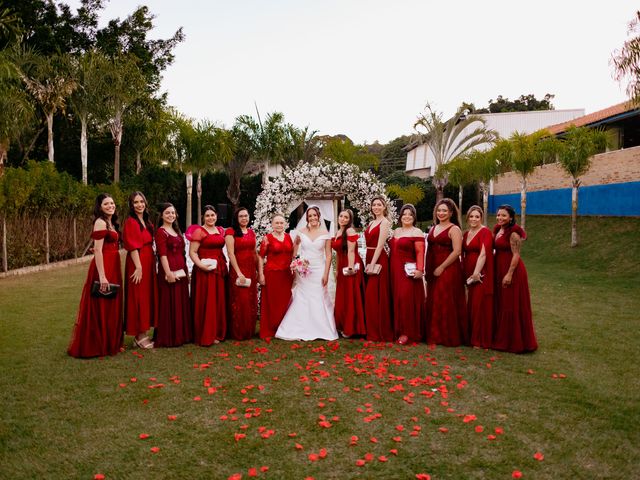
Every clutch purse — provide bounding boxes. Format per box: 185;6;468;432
342;263;360;276
91;281;120;298
172;269;187;279
201;258;217;270
366;263;382;275
466;274;484;285
236;277;252;287
404;262;417;277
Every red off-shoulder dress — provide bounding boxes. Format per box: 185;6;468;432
462;226;494;349
122;217;156;337
226;228;258;340
259;233;294;338
390;235;426;343
68;229;123;358
155;227;192;347
425;225;468;346
492;224;537;353
364;222;393;342
187;225;227;346
332;233;366;338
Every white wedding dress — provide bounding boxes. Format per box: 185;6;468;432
275;231;338;341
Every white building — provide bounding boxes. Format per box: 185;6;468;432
405;109;585;178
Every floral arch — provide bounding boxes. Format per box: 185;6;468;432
251;161;396;239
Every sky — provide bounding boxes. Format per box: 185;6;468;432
67;0;635;144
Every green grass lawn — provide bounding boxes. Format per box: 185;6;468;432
1;216;639;480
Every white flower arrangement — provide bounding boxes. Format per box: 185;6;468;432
252;160;397;241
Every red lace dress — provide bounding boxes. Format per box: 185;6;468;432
259;233;294;338
226;228;258;340
187;225;227;346
332;233;366;337
68;229;123;358
155;227;193;347
122;217;156;337
364;222;393;342
390;235;426;343
492;224;537;353
462;226;494;349
425;225;468;346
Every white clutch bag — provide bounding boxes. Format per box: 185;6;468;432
341;263;360;276
404;262;417;277
235;277;252;287
201;258;217;270
172;269;187;279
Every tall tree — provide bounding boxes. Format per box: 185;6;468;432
465;149;501;223
321;136;379;170
225;119;255;212
282;124;320;166
612;10;640;105
413;103;498;201
439;156;474;213
556;126;608;247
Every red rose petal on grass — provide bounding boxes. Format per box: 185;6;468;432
463;414;477;423
228;474;242;480
319;448;327;459
475;425;484;433
389;448;398;456
308;453;319;462
533;452;544;461
559;374;567;378
288;432;298;437
512;471;523;479
370;437;378;443
378;456;388;462
94;475;105;480
392;436;402;442
395;425;404;431
150;447;160;453
130;377;137;382
438;427;448;433
495;427;504;435
118;383;127;388
415;474;431;480
193;396;201;401
167;415;177;421
260;466;269;472
364;452;374;462
487;434;497;441
234;433;246;441
527;369;535;374
356;459;366;467
247;467;258;477
295;443;304;450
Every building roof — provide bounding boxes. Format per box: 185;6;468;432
546;101;639;135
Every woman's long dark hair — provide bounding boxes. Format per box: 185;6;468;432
232;207;249;237
339;209;354;253
128;191;153;234
93;193;119;232
497;204;517;227
157;202;181;234
433;198;461;228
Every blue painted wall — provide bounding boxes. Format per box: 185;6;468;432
489;181;640;216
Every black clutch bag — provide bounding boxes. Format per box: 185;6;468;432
91;281;120;298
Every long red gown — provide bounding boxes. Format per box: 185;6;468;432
390;235;426;343
425;225;468;346
154;227;192;347
332;233;366;338
259;233;294;338
187;225;227;346
364;222;393;342
226;228;258;340
462;227;494;349
492;224;537;353
68;229;123;358
123;217;156;337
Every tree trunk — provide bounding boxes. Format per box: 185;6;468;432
262;158;269;187
46;111;54;163
45;216;50;264
227;174;241;213
136;151;142;174
571;181;579;248
197;171;203;223
458;185;463;214
481;183;489;226
73;217;78;258
110;114;123;184
80;118;88;185
2;216;7;272
186;170;193;227
21;126;45;163
0;141;8;177
520;176;527;231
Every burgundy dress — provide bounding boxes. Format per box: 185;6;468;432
462;227;494;349
68;229;123;358
187;225;227;346
364;222;394;342
425;225;468;346
155;227;193;347
332;233;366;338
226;228;258;340
259;233;294;338
492;224;537;353
390;235;426;343
123;217;156;337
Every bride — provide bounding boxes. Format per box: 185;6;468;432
275;206;338;341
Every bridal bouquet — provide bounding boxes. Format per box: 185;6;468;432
290;256;310;277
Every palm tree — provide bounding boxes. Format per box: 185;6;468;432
493;130;557;230
556;126;608;247
465;149;501;223
439;155;474;213
224;119;255;212
413;104;498;201
282;124;320;166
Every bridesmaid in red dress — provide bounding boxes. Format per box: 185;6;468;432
364;196;394;342
425;198;468;346
123;191;156;350
225;207;258;340
462;205;494;349
258;214;295;339
68;194;123;358
187;205;227;346
331;209;366;338
492;205;537;353
390;204;426;344
154;203;192;347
